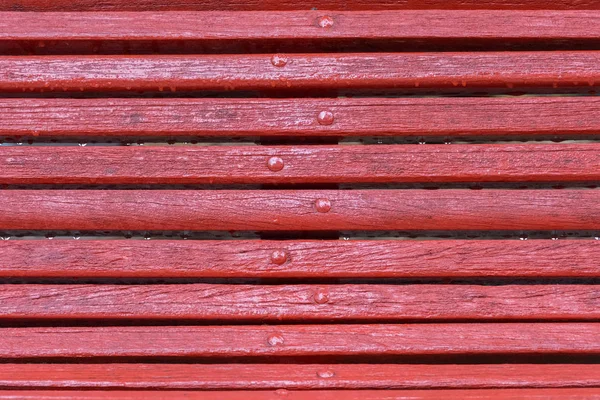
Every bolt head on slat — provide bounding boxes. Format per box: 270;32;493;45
267;156;284;172
270;54;288;67
317;110;334;125
314;291;330;304
315;198;332;213
270;249;288;265
317;16;334;28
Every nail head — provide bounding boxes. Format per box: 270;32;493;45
314;291;330;304
315;198;332;213
271;249;288;265
271;54;288;67
318;16;334;28
267;156;284;172
317;110;334;125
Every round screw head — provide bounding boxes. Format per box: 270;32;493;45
315;198;332;213
314;291;330;304
270;249;288;265
267;156;284;172
318;16;334;28
267;334;285;346
270;54;288;67
317;110;334;125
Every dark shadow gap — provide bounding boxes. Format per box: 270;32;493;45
0;88;597;98
1;354;599;364
0;229;599;240
1;277;599;285
0;182;598;190
5;38;600;55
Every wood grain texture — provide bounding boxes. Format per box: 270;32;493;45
0;190;598;231
1;11;600;41
1;364;599;390
1;389;600;400
1;52;599;93
2;0;600;11
0;389;599;400
4;97;600;138
2;239;598;278
2;144;600;184
1;324;597;358
2;284;597;321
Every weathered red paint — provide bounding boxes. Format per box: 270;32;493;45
0;389;599;400
4;97;600;138
0;52;599;92
2;284;597;321
1;11;600;41
2;0;600;11
1;6;598;396
1;364;599;390
0;240;598;278
0;190;598;231
1;144;599;184
1;324;598;359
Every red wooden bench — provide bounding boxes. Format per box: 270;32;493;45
0;1;599;399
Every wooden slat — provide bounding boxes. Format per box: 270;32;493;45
4;97;600;139
2;284;597;321
1;324;597;358
0;190;598;231
1;11;600;41
1;144;599;184
1;0;599;11
1;364;599;390
0;389;599;400
1;240;599;278
1;389;599;400
1;52;599;93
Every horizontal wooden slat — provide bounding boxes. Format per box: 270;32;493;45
2;284;597;321
0;389;599;400
1;0;599;11
4;97;600;138
1;52;598;93
1;240;598;278
1;364;599;390
1;389;599;400
1;324;597;358
1;11;600;41
2;144;599;184
0;190;598;231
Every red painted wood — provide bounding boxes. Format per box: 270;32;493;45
2;284;596;321
0;389;599;400
1;324;597;358
1;144;599;184
1;11;600;41
4;97;600;138
1;239;597;278
2;0;600;11
1;364;599;390
1;52;598;93
1;389;599;400
0;190;598;231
